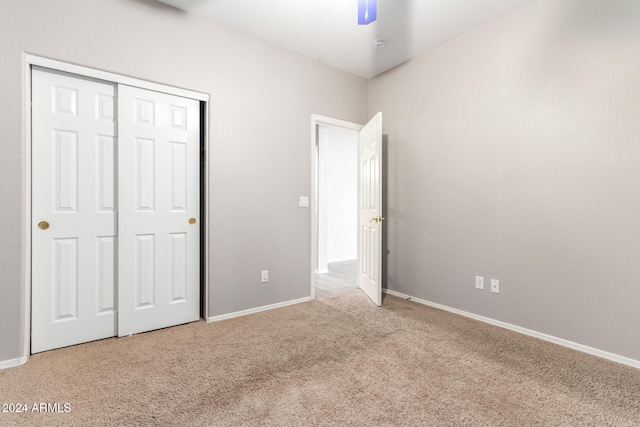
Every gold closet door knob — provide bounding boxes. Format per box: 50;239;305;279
38;221;50;230
369;216;385;223
188;218;197;225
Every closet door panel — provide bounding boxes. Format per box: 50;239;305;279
117;85;200;337
31;67;117;353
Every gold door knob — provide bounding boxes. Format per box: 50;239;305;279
38;221;50;230
369;216;386;223
188;218;197;225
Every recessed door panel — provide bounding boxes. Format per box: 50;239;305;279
53;238;78;321
97;135;115;212
136;137;156;212
368;227;377;279
97;236;115;314
54;130;79;212
170;141;188;211
170;105;187;130
96;93;114;121
170;233;188;302
136;98;155;126
135;234;156;308
53;85;78;116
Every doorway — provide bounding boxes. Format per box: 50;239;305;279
316;124;359;298
28;59;209;354
310;116;362;299
310;113;383;305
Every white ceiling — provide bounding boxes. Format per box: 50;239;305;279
156;0;532;79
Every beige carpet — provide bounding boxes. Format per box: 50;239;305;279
1;291;639;426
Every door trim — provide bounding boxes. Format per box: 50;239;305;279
25;54;209;101
309;115;363;299
22;54;210;360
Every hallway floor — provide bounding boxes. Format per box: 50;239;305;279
315;260;357;298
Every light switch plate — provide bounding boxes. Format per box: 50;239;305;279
299;196;309;208
475;276;484;290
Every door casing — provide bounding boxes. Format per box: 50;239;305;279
22;54;210;360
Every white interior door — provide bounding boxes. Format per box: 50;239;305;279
117;85;200;337
358;112;383;306
31;67;117;353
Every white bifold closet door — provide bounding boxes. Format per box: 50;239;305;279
31;67;200;353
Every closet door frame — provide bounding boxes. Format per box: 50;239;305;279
22;53;210;359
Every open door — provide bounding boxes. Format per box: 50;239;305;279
358;112;383;306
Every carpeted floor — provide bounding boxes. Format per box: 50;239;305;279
1;291;639;426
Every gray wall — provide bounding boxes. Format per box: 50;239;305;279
0;0;367;363
369;0;640;360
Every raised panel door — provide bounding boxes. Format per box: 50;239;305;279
117;85;200;337
31;67;117;353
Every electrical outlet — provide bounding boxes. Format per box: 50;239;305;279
491;279;499;294
261;270;268;283
475;276;484;290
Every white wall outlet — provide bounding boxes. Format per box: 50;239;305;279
475;276;484;290
261;270;268;283
491;279;500;294
335;240;340;247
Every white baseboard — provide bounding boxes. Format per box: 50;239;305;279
383;289;640;370
327;257;357;264
207;296;311;322
0;355;29;370
315;269;329;274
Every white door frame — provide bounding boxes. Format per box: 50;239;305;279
309;115;363;299
22;54;210;361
